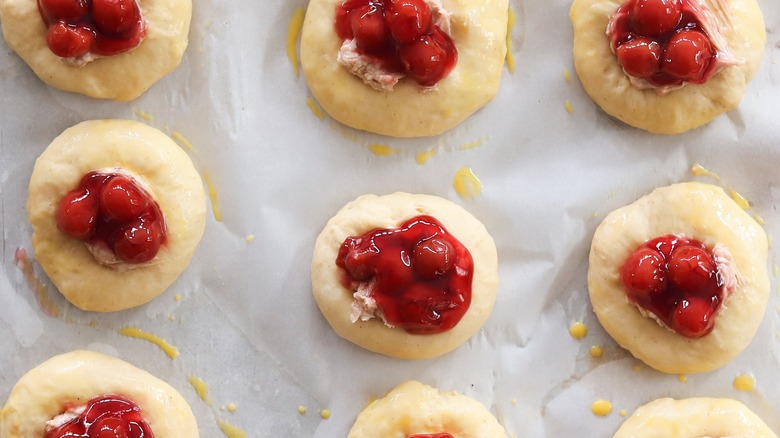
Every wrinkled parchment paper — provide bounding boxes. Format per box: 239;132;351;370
1;0;779;436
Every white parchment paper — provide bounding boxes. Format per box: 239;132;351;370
1;0;780;436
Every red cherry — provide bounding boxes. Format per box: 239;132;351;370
662;29;713;82
412;237;455;280
630;0;682;36
341;244;378;281
91;0;141;35
99;176;149;222
620;247;667;300
399;30;455;86
111;219;163;263
46;22;94;58
667;245;716;293
670;298;713;338
56;189;99;240
89;417;129;438
616;37;661;78
38;0;88;22
385;0;432;44
350;4;391;53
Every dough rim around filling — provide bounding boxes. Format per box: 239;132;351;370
0;0;193;101
311;192;499;359
27;119;206;312
0;350;200;438
570;0;766;134
300;0;509;137
612;397;777;438
588;182;769;374
348;380;508;438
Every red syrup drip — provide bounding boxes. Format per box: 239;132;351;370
334;0;458;86
610;0;718;86
620;234;725;338
56;171;166;264
336;215;473;334
38;0;146;58
44;395;154;438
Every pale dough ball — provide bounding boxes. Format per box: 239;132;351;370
311;193;499;359
348;381;507;438
300;0;508;137
0;350;199;438
0;0;192;100
588;182;769;374
613;397;777;437
570;0;766;134
28;119;206;312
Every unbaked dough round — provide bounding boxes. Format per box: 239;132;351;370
570;0;766;134
300;0;508;137
613;397;776;437
0;0;192;101
28;119;206;312
0;350;199;437
588;182;769;374
311;193;499;359
348;381;507;438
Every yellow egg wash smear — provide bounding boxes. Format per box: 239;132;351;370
733;374;756;392
690;163;720;180
203;171;224;222
217;417;248;438
118;327;179;359
416;147;438;165
368;144;398;156
453;167;482;200
287;7;306;77
306;97;325;119
728;189;750;210
188;376;213;406
591;399;612;416
133;109;155;122
172;131;195;152
505;5;516;73
569;322;587;340
14;248;61;318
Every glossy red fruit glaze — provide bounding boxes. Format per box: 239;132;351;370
334;0;457;86
610;0;717;87
37;0;146;58
620;234;723;338
43;394;154;438
385;0;432;44
336;215;473;334
662;29;712;81
46;21;95;58
407;434;455;438
56;171;166;264
615;37;661;78
38;0;88;22
631;0;682;36
399;29;457;86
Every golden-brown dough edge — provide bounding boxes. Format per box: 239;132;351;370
0;350;199;437
588;182;769;373
613;397;777;437
300;0;508;137
570;0;765;134
0;0;192;100
348;381;507;437
28;119;206;312
311;193;499;359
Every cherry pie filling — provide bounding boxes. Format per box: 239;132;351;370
620;234;732;338
44;394;154;438
56;170;166;264
37;0;147;60
334;0;457;87
336;215;473;334
608;0;727;88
